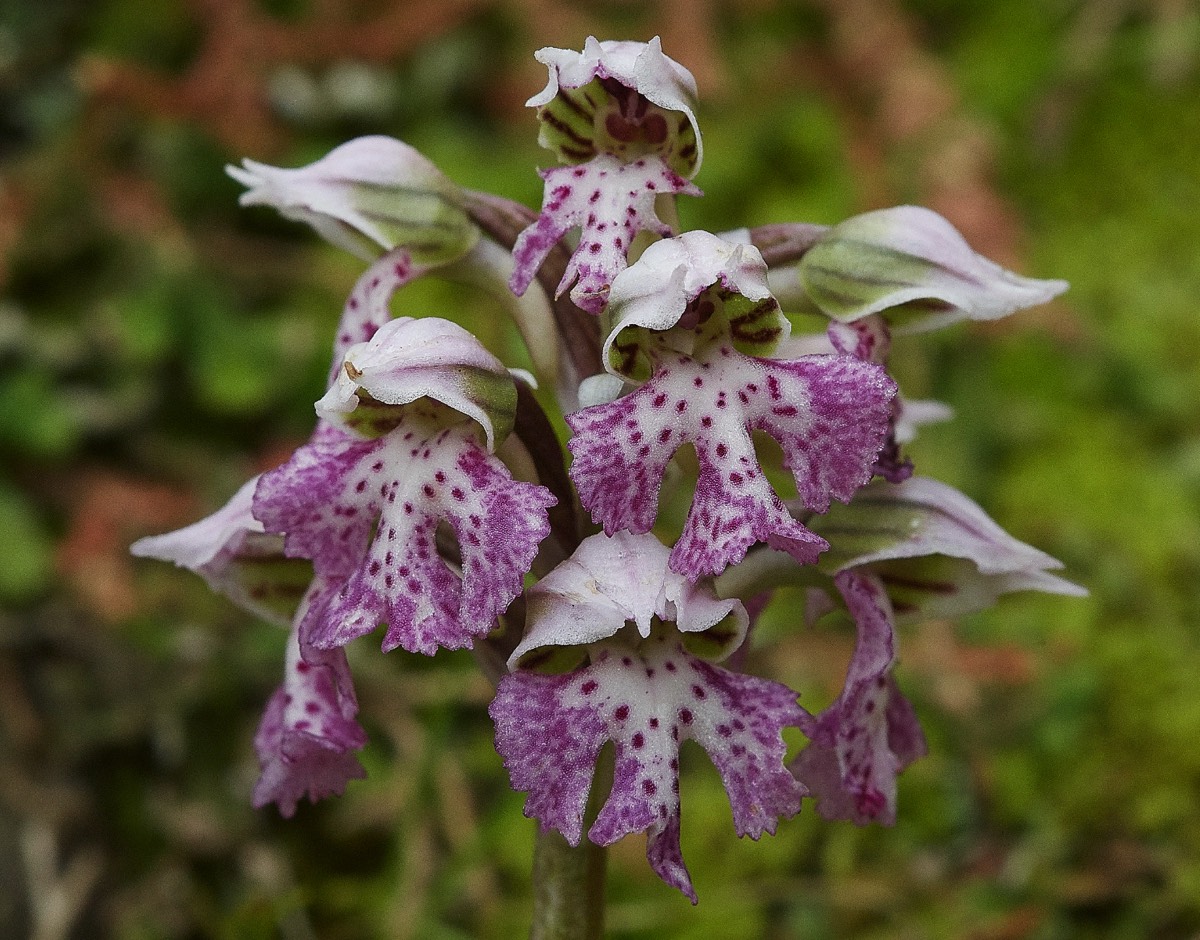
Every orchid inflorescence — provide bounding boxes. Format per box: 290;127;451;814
133;37;1083;904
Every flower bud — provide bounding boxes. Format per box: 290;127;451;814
602;230;787;381
227;136;479;263
511;531;748;670
797;206;1068;331
130;477;310;626
808;475;1086;621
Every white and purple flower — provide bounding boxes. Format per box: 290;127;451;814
568;232;896;578
254;320;555;655
132;36;1085;909
528;37;703;176
510;38;706;314
491;532;804;903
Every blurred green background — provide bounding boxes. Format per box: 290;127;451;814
1;0;1198;937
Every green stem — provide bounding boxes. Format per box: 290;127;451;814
444;238;561;388
529;745;612;939
530;830;607;940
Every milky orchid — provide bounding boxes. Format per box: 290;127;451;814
511;38;704;314
568;231;896;579
132;35;1083;929
492;531;804;903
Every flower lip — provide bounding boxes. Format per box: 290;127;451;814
528;37;703;177
254;420;555;657
791;570;927;826
252;588;368;818
508;155;700;314
492;631;805;903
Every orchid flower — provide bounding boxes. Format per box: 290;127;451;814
720;476;1084;824
228;137;562;388
567;231;896;579
254;317;555;656
131;35;1084;926
491;531;804;903
511;38;704;314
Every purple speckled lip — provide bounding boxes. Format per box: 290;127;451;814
252;581;368;818
791;570;927;827
492;630;805;904
254;417;554;656
509;155;700;313
568;346;896;578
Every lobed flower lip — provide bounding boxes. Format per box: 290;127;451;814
253;584;368;817
317;316;517;451
796;205;1069;331
254;416;555;657
791;570;927;826
491;630;805;903
602;231;788;381
568;345;896;580
508;155;700;314
529;37;703;176
227;135;479;262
